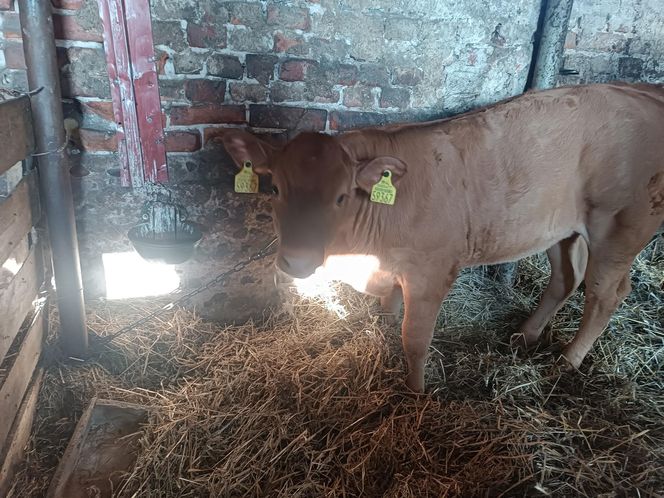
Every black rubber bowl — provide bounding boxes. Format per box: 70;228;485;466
127;222;203;265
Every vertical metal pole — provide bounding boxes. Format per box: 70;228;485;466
530;0;575;89
18;0;88;356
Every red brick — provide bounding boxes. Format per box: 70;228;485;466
3;43;25;69
54;13;103;42
76;128;118;152
380;87;410;109
187;22;227;49
51;0;83;8
343;86;375;108
165;130;201;152
184;79;226;103
392;68;423;86
0;0;14;10
279;59;316;81
1;11;20;37
267;5;310;31
274;33;305;54
230;82;268;103
329;110;391;131
81;100;115;122
249;104;326;131
564;31;578;50
246;54;278;85
169;105;246;126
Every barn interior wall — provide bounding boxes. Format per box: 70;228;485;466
0;0;662;322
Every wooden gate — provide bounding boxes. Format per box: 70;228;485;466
0;95;48;494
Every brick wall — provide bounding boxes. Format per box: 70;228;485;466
558;0;664;85
1;0;662;321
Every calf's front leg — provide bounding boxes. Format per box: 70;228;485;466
401;270;456;392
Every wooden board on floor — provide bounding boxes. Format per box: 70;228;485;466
0;96;34;176
46;398;149;498
0;306;45;453
0;367;44;497
0;246;40;364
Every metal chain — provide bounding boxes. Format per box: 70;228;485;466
95;237;278;345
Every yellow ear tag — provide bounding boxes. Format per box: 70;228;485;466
234;161;259;194
370;170;396;205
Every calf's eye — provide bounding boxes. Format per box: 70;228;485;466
271;185;279;196
336;194;347;206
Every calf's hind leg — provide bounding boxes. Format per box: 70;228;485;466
562;260;631;368
512;234;588;350
561;208;662;369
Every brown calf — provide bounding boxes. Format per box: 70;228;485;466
221;83;664;392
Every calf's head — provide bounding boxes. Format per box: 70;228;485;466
221;130;406;279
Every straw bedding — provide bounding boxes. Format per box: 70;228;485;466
9;236;664;497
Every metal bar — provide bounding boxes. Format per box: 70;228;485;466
18;0;88;357
123;0;168;183
530;0;575;90
98;0;145;187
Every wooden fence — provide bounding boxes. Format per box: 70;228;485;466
0;95;48;494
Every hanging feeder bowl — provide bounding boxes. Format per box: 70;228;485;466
128;222;202;265
128;187;203;265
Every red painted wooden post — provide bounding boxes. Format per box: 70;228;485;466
124;0;168;183
97;0;168;187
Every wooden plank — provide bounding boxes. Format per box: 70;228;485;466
47;398;148;498
0;247;40;364
124;0;168;184
97;0;131;186
98;0;145;187
0;368;43;497
0;306;44;453
0;237;29;290
0;96;35;176
0;179;33;269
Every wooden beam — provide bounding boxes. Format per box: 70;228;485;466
0;367;43;497
0;179;33;269
0;96;35;176
98;0;145;186
124;0;168;183
0;306;44;453
0;246;40;364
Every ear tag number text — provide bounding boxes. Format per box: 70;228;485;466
235;161;259;194
370;170;396;205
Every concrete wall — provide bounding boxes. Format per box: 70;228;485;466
0;0;662;322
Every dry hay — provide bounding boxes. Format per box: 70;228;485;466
9;235;664;497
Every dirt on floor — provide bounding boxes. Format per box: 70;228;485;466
9;236;664;497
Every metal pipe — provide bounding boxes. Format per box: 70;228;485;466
18;0;88;356
530;0;575;89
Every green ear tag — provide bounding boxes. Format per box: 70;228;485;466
234;161;259;194
370;170;396;205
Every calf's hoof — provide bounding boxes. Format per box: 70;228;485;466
405;372;425;393
510;331;538;352
558;347;583;372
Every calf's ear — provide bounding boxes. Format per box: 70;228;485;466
355;156;408;193
218;129;276;174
